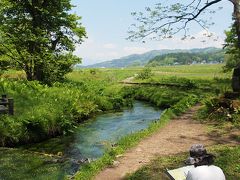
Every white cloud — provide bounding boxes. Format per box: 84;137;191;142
95;51;119;59
157;44;170;49
74;35;120;62
74;36;95;58
79;51;120;65
79;37;94;47
157;30;225;49
123;46;151;54
103;43;117;49
181;30;224;48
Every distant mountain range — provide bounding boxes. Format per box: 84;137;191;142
82;47;223;68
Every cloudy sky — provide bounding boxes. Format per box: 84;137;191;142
72;0;233;65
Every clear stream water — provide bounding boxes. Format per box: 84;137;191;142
0;101;163;179
67;101;163;160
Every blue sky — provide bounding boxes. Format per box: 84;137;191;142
72;0;233;65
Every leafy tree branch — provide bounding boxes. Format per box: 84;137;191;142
128;0;224;42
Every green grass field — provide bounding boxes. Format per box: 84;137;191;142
1;63;231;81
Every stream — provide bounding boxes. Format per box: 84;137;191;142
0;101;163;179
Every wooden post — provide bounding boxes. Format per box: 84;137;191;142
8;98;14;115
1;94;7;106
0;95;14;115
0;95;8;114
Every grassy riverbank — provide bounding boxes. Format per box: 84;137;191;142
0;70;131;146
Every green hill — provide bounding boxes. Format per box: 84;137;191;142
84;47;223;68
147;50;224;67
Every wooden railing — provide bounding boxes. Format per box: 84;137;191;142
0;95;14;115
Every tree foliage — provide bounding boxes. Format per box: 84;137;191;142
224;26;240;71
0;0;86;84
147;51;224;66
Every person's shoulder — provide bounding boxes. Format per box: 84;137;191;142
209;165;224;171
188;165;223;175
187;165;226;180
194;165;224;172
186;166;207;180
192;165;209;171
187;166;208;175
209;165;225;175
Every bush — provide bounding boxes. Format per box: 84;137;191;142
128;86;193;109
136;68;153;80
199;96;240;123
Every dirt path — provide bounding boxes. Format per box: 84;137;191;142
120;76;135;83
95;105;239;180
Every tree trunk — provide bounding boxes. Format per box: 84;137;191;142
232;66;240;92
34;67;45;82
26;72;33;81
25;62;44;82
25;66;45;82
34;62;45;82
232;0;240;92
25;65;34;81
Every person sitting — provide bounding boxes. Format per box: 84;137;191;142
185;144;226;180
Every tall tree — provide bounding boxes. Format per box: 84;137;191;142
0;0;86;84
224;25;240;91
128;0;240;92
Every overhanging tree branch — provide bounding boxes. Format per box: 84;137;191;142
128;0;225;41
187;0;222;21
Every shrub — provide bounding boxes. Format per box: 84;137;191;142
136;67;153;80
200;96;240;123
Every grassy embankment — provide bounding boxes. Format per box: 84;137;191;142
0;69;136;146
